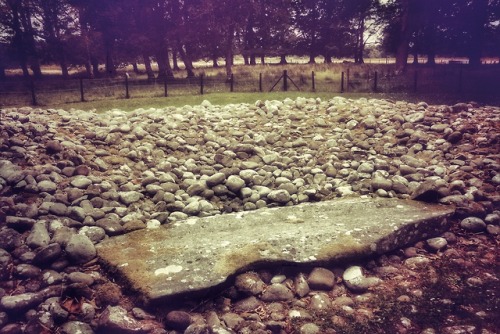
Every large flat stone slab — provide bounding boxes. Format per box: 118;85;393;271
96;198;454;304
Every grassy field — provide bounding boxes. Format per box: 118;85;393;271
1;58;500;111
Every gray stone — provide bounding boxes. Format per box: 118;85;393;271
119;191;144;205
260;283;294;302
70;176;92;189
234;272;265;295
96;218;124;236
96;198;453;304
60;321;94;334
267;189;291;203
98;305;142;334
307;268;335;290
65;234;96;264
234;296;262;312
294;273;310;298
79;226;106;243
0;160;25;185
487;224;500;235
68;272;95;285
49;202;68;216
206;172;226;187
26;221;50;249
309;293;332;312
0;292;42;312
221;313;244;329
300;323;320;334
460;217;486;232
342;265;381;293
0;228;22;251
226;175;245;193
165;310;192;331
38;180;57;193
371;174;392;191
33;243;62;266
426;237;448;251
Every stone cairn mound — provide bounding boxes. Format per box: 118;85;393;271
0;97;499;334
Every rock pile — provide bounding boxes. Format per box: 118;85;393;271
0;97;498;333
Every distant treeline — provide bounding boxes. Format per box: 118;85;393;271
0;0;499;80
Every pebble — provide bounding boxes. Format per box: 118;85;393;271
165;310;192;331
38;180;57;193
460;217;487;232
307;267;335;290
97;305;142;333
426;237;448;251
59;321;95;334
234;272;265;295
1;98;498;333
267;189;291;204
260;283;294;302
65;234;96;264
26;222;50;249
342;266;381;292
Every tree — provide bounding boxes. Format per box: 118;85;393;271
0;0;43;78
38;0;78;78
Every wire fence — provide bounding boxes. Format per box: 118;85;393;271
1;65;500;107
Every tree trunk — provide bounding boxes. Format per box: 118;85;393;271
84;62;92;78
468;0;488;67
132;62;139;74
156;46;174;79
280;55;287;65
60;59;69;78
58;48;69;78
31;61;42;78
413;51;418;64
427;51;436;66
261;55;265;64
176;41;195;77
355;17;366;64
172;48;180;70
324;54;332;64
10;2;31;78
91;57;100;78
143;53;155;79
250;54;256;65
105;45;116;77
308;32;317;64
225;23;235;82
243;55;249;65
212;54;219;68
395;0;411;73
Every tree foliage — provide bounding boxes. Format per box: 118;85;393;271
0;0;498;78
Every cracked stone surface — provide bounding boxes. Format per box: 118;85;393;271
96;197;454;305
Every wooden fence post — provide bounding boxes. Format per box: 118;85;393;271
259;73;263;92
79;78;85;102
30;80;37;106
200;74;204;95
312;71;315;91
373;71;378;92
125;74;130;99
340;72;344;93
164;77;168;97
283;70;288;91
230;73;234;92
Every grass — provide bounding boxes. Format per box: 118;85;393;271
2;59;500;111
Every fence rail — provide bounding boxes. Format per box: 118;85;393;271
1;66;499;107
